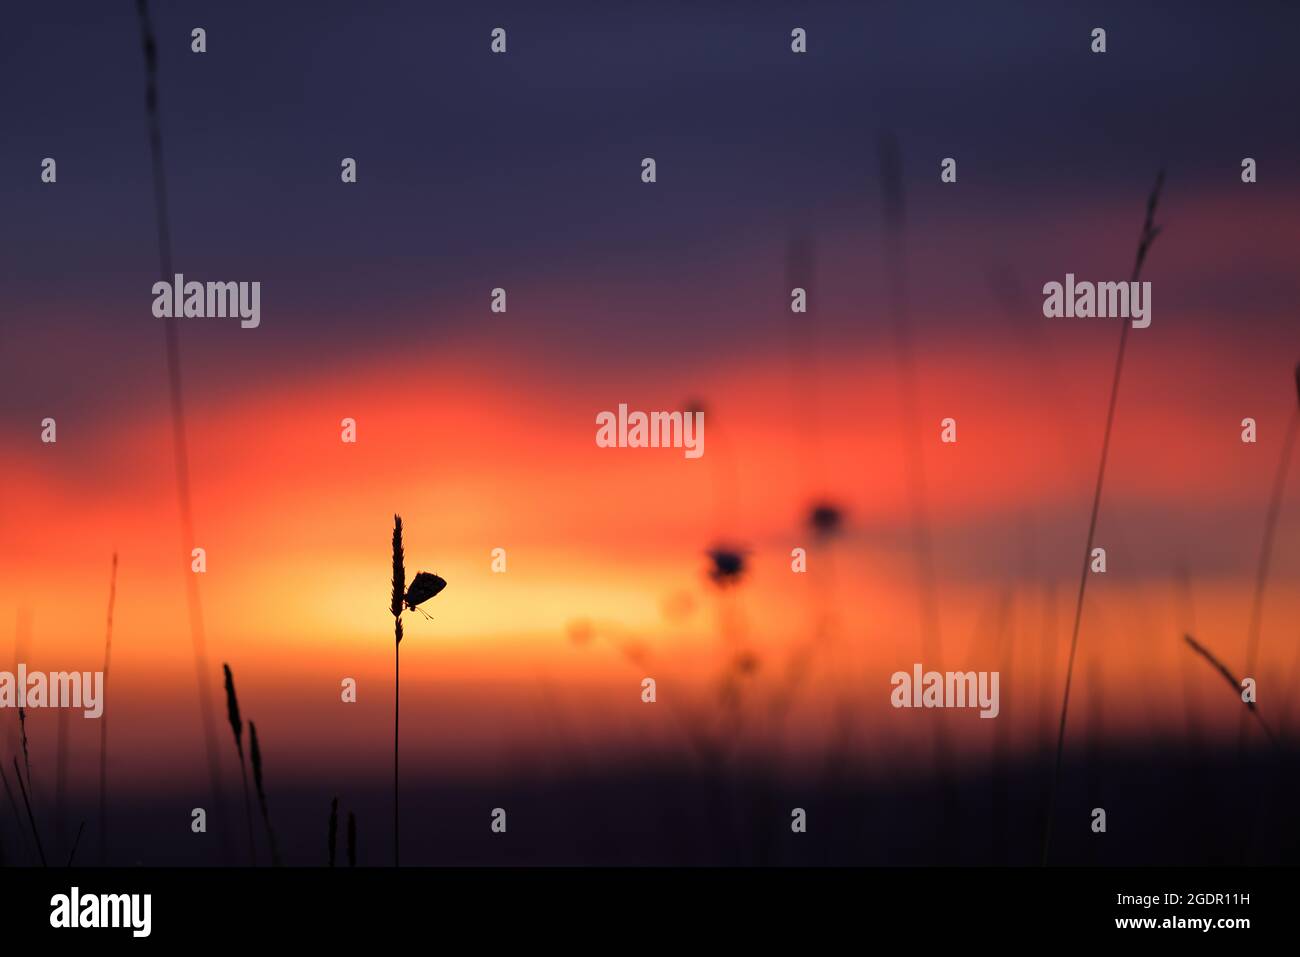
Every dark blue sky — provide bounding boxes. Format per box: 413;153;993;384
3;0;1298;431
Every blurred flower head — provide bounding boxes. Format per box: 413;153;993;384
732;650;761;676
706;546;748;588
807;501;845;539
566;618;594;647
660;590;697;623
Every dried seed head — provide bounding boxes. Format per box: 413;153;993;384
222;663;243;749
706;546;747;588
249;721;264;795
808;501;845;538
390;514;405;619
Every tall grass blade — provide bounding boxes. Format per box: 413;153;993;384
391;514;405;867
249;722;281;866
12;756;45;867
66;821;85;867
877;132;959;849
97;552;118;864
222;663;257;865
132;0;227;852
1;764;32;864
1043;170;1165;865
1238;364;1300;747
328;797;338;867
1184;634;1278;747
17;708;32;794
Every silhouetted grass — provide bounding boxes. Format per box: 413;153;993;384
223;664;256;865
0;764;30;864
12;756;44;866
249;722;281;865
1184;634;1278;748
328;797;338;867
385;516;447;868
97;551;118;865
133;0;226;847
347;811;357;867
391;514;404;867
877;131;958;847
1239;360;1300;747
55;707;68;853
17;708;32;794
66;821;84;867
1043;169;1165;865
783;233;829;490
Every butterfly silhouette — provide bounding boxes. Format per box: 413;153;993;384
404;571;447;619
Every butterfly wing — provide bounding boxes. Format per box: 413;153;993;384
404;571;447;608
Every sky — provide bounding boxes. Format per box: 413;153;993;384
1;1;1298;862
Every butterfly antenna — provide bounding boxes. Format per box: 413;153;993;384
402;601;434;621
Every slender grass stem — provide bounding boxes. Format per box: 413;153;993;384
66;821;85;867
133;0;226;852
222;664;257;865
1;765;32;864
391;515;405;868
328;797;338;867
1042;170;1164;865
347;811;357;867
1238;403;1300;748
97;552;118;865
249;722;281;865
13;756;45;867
1184;634;1279;747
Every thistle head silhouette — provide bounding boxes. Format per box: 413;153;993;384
706;546;747;587
807;501;844;538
